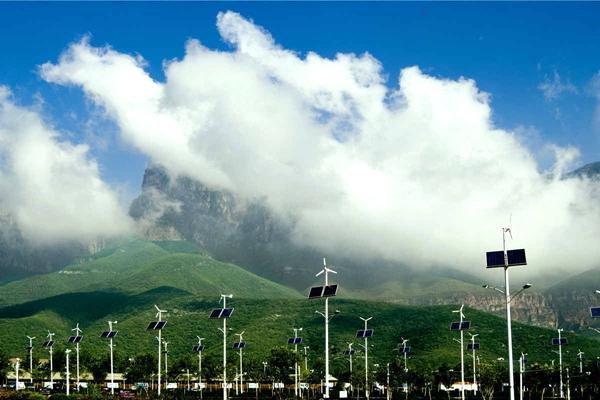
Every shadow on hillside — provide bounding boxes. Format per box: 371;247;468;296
0;286;191;321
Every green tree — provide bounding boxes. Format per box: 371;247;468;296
125;353;156;383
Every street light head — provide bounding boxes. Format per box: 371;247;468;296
335;309;341;314
523;283;532;289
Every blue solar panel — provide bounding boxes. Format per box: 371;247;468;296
402;347;411;353
364;329;374;337
450;322;461;331
507;249;527;266
233;342;246;349
43;340;54;348
68;336;83;343
590;307;600;318
344;350;355;356
486;251;505;268
467;343;480;350
461;321;471;330
209;309;222;318
288;337;303;344
156;321;167;330
221;308;234;318
356;330;365;338
552;338;567;345
192;345;205;352
147;322;158;330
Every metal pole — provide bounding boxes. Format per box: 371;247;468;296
294;328;300;398
361;317;372;400
460;317;465;400
578;350;583;374
558;329;564;398
27;336;34;384
519;354;524;400
504;228;516;400
386;363;390;400
164;341;169;388
66;350;70;395
471;334;478;395
157;332;162;395
76;342;80;391
348;343;353;394
48;332;54;389
223;296;229;400
325;267;330;399
237;333;244;394
110;337;114;394
15;358;20;391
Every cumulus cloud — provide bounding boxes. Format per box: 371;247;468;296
39;11;600;275
0;87;133;243
538;71;578;101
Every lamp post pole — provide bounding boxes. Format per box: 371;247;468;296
65;350;71;395
360;317;373;400
47;331;55;389
469;334;478;395
235;331;245;394
314;259;337;399
72;323;82;390
197;336;205;399
293;327;302;398
558;329;564;398
26;336;35;384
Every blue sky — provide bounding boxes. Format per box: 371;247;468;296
3;3;600;273
1;2;599;195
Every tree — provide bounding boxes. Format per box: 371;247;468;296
126;353;156;383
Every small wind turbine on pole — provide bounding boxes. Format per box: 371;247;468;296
451;305;469;400
309;258;339;399
234;331;246;394
193;336;205;398
26;336;35;384
358;317;373;400
100;320;118;395
147;305;167;396
68;323;83;391
211;294;234;400
43;331;55;389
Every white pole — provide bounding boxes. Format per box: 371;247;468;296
66;350;71;395
157;333;162;396
578;350;583;374
27;336;34;384
361;317;372;400
221;295;232;400
325;270;330;399
235;332;244;394
72;323;82;391
15;358;20;391
460;322;465;400
48;332;55;389
503;228;516;400
108;321;117;395
197;336;204;399
471;334;478;395
164;341;169;389
558;329;564;398
348;343;353;394
519;353;524;400
386;363;390;400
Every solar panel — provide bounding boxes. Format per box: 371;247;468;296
590;307;600;318
42;340;54;348
192;345;205;352
101;331;117;339
450;322;460;331
100;331;109;338
156;321;167;329
287;337;303;344
308;286;324;299
364;329;374;337
486;250;505;268
344;350;355;356
402;347;411;353
221;308;234;318
461;321;471;330
233;342;246;349
552;338;567;345
68;336;82;343
323;285;338;297
467;343;480;350
356;329;365;338
147;322;158;330
507;249;527;266
209;309;222;318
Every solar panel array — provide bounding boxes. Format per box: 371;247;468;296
590;307;600;318
467;343;480;350
552;338;568;346
308;285;338;299
209;308;234;319
356;329;374;338
68;336;83;343
42;340;54;348
192;345;205;353
233;342;247;349
100;331;118;339
287;337;303;344
450;321;471;331
343;349;355;356
146;321;167;330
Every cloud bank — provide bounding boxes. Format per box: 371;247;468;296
0;87;132;243
38;11;600;274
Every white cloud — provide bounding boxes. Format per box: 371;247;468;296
0;87;133;243
538;71;577;101
39;11;600;276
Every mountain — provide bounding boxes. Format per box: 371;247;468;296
0;238;300;307
566;161;600;180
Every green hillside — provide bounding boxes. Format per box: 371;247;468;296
0;238;300;306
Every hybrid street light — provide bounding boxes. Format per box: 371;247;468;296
485;227;529;400
552;328;567;398
451;305;469;400
288;327;303;398
577;350;584;374
303;346;310;372
68;323;83;390
211;294;234;400
400;338;410;372
467;333;479;395
100;320;118;394
357;316;373;400
147;305;167;396
65;349;71;395
233;331;246;394
193;336;206;398
26;336;35;384
43;331;55;389
308;257;339;399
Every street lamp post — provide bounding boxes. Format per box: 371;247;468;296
65;350;71;395
235;331;245;394
485;228;529;400
452;306;466;400
468;334;478;395
519;353;527;400
15;358;20;391
558;329;564;398
26;336;35;384
360;316;373;400
292;327;303;398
